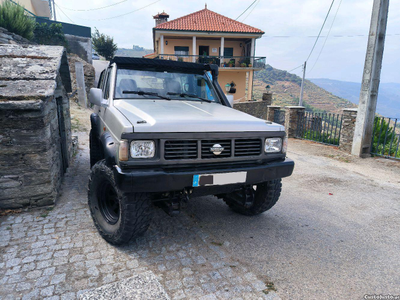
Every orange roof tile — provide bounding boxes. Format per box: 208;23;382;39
154;8;264;34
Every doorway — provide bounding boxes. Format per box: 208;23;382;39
199;46;209;56
56;97;68;173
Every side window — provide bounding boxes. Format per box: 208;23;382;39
103;68;111;99
97;70;105;89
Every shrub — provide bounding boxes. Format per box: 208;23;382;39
0;1;35;40
33;22;68;49
371;117;399;157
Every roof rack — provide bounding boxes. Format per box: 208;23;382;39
111;57;218;75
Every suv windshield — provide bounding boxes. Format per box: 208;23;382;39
114;68;219;103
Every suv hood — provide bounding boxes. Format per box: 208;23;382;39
114;99;284;133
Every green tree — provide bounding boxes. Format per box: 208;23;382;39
92;28;117;61
0;1;35;40
33;23;68;49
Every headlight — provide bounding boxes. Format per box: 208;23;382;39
265;138;282;153
130;140;155;158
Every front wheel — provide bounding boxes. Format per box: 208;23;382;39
223;179;282;216
88;160;153;245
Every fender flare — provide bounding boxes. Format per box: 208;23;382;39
100;132;117;167
90;113;101;138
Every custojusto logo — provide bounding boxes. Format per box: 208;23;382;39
210;144;224;155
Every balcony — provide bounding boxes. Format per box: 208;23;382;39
155;55;266;70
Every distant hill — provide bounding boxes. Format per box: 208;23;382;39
254;65;356;114
310;78;400;119
115;45;153;58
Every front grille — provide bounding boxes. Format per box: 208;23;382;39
234;139;262;157
164;140;198;160
163;138;263;160
201;140;231;159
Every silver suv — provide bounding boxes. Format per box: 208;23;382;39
88;57;294;245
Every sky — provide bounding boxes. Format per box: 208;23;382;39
54;0;400;84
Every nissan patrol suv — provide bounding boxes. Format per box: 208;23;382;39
88;57;294;245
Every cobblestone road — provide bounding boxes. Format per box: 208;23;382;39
0;134;277;300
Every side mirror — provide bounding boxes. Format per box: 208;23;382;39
89;88;108;107
226;95;234;107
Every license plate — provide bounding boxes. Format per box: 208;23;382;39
192;172;247;187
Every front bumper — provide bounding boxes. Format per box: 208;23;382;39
113;158;294;193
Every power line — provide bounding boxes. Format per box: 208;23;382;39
308;0;343;73
73;0;161;21
57;0;128;12
236;0;258;21
287;65;303;73
305;0;335;62
54;3;75;24
262;34;400;38
242;0;260;22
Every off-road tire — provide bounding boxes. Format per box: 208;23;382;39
223;179;282;216
89;129;103;168
88;160;153;245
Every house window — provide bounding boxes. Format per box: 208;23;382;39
174;46;189;56
219;47;234;57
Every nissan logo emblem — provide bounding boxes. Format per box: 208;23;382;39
210;144;224;155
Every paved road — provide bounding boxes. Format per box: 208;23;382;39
186;140;400;299
0;130;278;299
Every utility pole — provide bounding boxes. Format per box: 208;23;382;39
52;0;56;21
299;61;306;106
351;0;389;157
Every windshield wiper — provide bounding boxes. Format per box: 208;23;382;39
167;92;213;103
123;90;170;100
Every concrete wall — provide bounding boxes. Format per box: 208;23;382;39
0;0;35;15
218;71;247;101
65;34;92;64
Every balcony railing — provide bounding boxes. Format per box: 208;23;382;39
155;55;266;70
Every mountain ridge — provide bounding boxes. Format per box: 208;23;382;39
310;78;400;119
253;65;356;114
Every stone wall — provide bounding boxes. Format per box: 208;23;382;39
284;106;305;138
0;45;72;209
67;54;95;101
0;27;32;45
65;34;92;64
339;108;358;153
233;101;269;120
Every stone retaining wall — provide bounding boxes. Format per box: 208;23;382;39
233;101;269;120
0;27;32;45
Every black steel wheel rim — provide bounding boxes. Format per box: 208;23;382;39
98;181;120;225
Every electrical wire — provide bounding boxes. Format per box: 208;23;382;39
236;0;258;21
308;0;343;73
305;0;335;63
73;0;161;21
241;0;260;22
57;0;128;12
262;34;400;38
54;3;75;24
287;65;303;73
